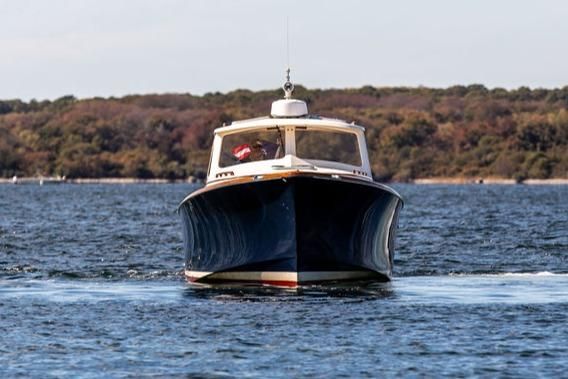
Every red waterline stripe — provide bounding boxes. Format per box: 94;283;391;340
185;275;298;287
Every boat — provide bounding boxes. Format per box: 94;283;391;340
178;71;403;286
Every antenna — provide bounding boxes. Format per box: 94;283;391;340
282;17;294;99
286;16;290;70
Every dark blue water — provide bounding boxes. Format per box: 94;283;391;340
1;184;567;377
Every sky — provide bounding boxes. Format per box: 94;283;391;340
1;0;568;100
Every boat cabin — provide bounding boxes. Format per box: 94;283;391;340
206;77;373;184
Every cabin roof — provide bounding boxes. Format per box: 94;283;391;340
214;115;365;135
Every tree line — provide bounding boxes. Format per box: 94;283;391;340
1;84;567;181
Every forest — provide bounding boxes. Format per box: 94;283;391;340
1;84;567;182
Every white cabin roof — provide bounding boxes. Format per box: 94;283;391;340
214;115;365;136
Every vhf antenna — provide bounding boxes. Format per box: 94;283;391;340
283;16;294;99
286;16;290;71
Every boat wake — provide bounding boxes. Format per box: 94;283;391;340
1;272;567;305
496;271;567;277
394;273;568;305
449;271;568;277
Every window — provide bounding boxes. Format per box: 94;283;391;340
295;130;361;166
219;129;285;168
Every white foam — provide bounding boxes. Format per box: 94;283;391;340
449;271;567;278
396;274;568;304
500;271;560;277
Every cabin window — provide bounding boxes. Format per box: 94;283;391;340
219;129;286;167
295;130;362;166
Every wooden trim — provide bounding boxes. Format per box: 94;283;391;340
180;171;403;205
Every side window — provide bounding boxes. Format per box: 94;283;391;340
219;129;286;168
295;130;362;166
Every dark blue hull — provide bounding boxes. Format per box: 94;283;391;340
179;175;402;285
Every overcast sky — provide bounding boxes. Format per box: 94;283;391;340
1;0;567;100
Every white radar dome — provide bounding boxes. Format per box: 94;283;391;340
270;99;308;118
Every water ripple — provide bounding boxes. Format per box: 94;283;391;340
1;183;567;377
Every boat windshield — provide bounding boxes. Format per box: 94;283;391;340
295;129;362;166
219;129;285;167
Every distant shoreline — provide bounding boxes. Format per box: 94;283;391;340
412;177;568;185
1;176;567;185
0;177;200;185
